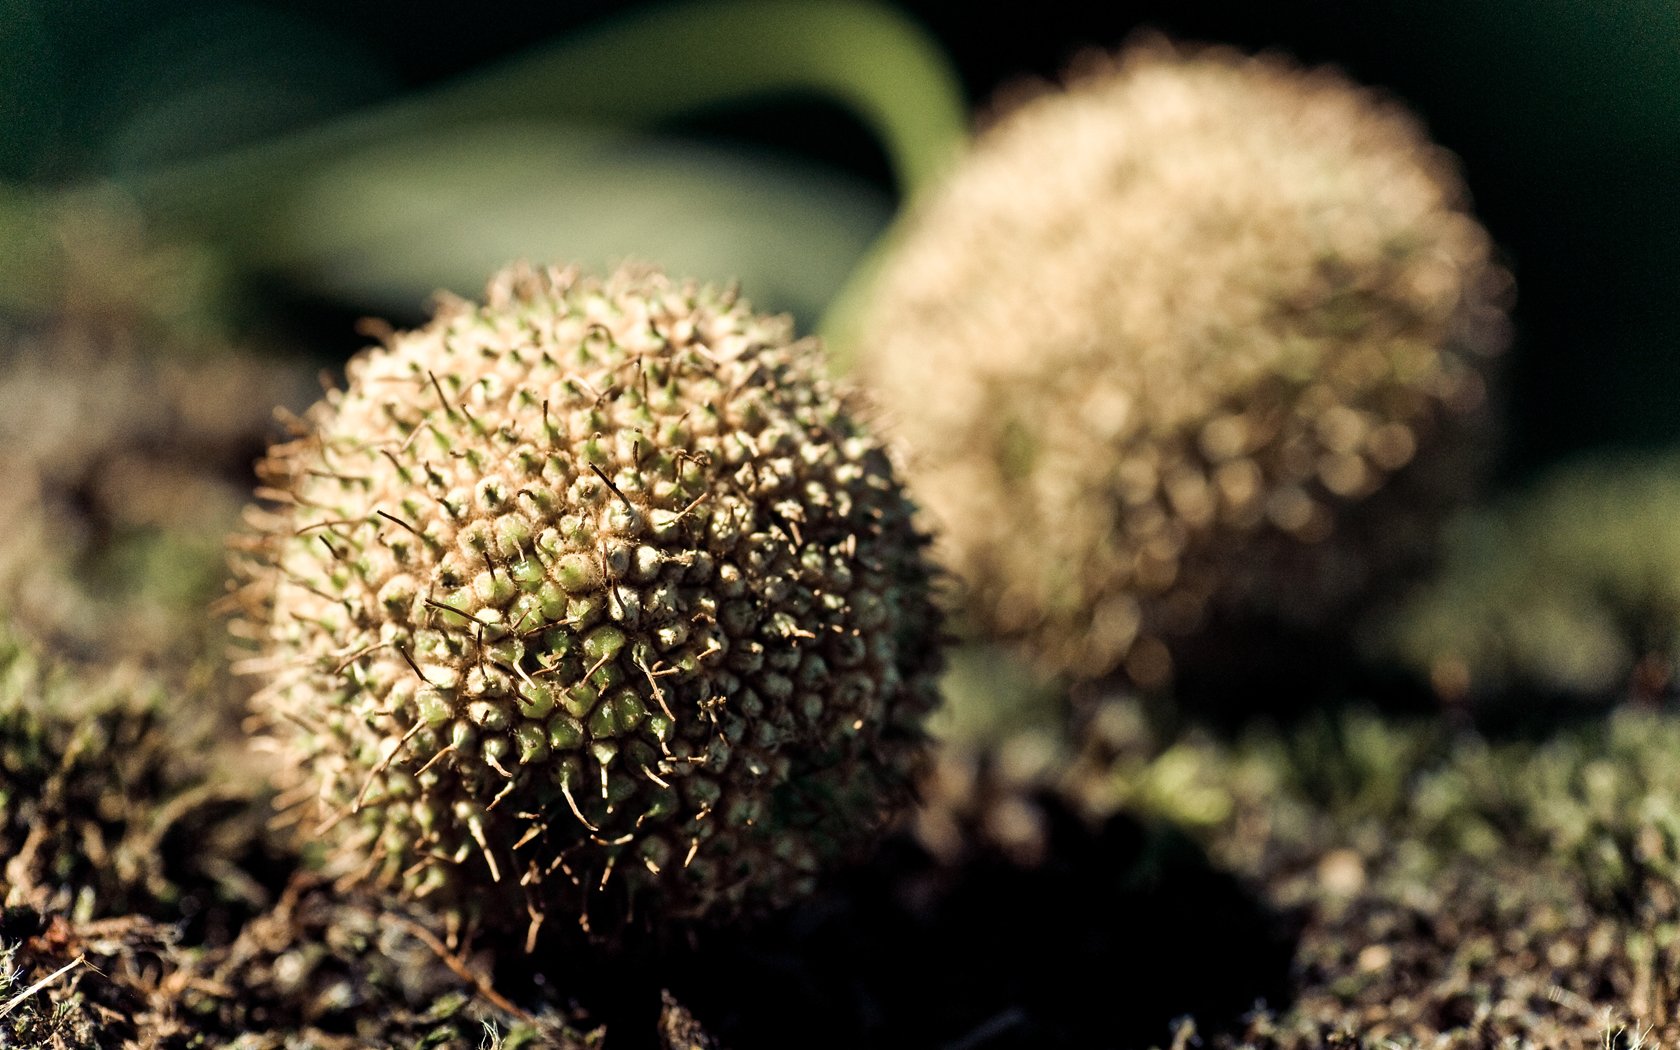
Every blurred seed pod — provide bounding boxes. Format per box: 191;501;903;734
854;37;1510;687
0;187;312;671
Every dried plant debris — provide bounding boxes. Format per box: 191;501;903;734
0;881;605;1050
0;617;269;932
0;617;621;1048
1068;698;1680;1047
856;36;1509;688
0;912;183;1050
175;875;598;1050
1376;452;1680;711
0;615;265;1048
658;990;721;1050
0;190;312;672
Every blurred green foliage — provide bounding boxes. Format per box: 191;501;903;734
1377;453;1680;707
162;121;895;325
4;0;1677;471
7;0;1674;472
3;0;968;329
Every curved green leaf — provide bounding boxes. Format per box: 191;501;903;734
221;122;893;326
132;0;965;219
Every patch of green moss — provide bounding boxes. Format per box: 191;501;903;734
1375;452;1680;709
0;616;628;1048
1069;699;1680;1046
0;617;266;926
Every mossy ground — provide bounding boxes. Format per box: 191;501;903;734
7;333;1680;1045
11;641;1680;1047
1102;702;1680;1047
4;328;1675;1045
5;202;1678;1049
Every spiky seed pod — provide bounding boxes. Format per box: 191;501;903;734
854;38;1510;685
236;263;943;933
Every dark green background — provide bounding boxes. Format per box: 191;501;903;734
5;0;1673;478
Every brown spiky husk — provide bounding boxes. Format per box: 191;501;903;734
234;263;945;938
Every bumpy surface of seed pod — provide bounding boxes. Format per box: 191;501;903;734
855;39;1509;684
238;263;942;931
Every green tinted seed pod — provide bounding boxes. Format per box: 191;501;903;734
855;38;1509;686
236;263;943;934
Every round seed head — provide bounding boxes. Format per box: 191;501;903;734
237;263;944;932
856;38;1511;684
